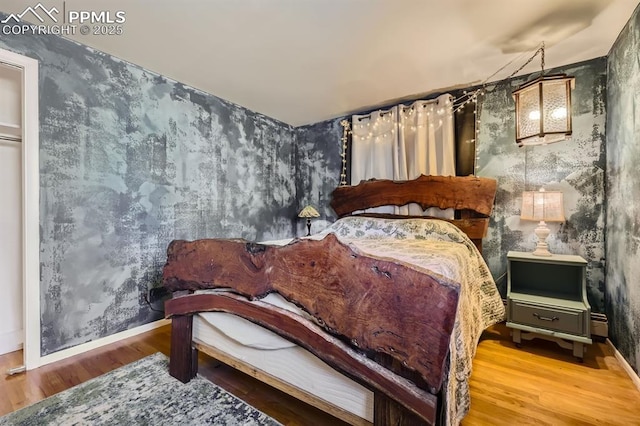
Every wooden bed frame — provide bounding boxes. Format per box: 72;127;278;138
163;175;497;426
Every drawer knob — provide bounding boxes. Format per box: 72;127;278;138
533;312;559;322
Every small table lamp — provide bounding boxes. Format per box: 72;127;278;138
520;188;565;256
298;205;320;236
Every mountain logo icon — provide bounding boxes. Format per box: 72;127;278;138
1;3;59;24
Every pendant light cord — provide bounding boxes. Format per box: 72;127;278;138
508;42;545;81
524;145;528;191
453;41;546;112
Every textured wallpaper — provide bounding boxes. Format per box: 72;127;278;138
0;18;297;355
294;120;342;235
606;4;640;373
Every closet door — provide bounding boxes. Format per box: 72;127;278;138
0;62;23;355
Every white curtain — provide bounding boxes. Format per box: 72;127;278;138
351;93;455;217
351;106;398;214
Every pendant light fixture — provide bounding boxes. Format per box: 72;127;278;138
513;42;575;147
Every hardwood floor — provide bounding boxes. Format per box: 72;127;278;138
1;322;639;425
463;325;640;426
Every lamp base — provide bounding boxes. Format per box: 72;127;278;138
532;221;552;256
306;218;312;237
532;246;552;257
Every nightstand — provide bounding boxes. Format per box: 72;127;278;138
506;251;592;360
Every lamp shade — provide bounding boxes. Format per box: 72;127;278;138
520;189;565;223
298;205;320;218
513;74;575;147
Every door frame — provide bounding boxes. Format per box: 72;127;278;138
0;47;40;369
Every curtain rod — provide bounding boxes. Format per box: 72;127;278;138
354;95;451;121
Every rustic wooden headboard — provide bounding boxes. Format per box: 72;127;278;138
330;175;497;252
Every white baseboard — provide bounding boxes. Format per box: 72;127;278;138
0;329;23;356
34;319;170;369
607;338;640;393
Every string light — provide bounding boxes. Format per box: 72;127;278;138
339;119;350;186
474;92;483;174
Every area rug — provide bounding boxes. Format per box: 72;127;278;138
0;353;282;425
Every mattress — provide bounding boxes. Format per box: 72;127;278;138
193;296;375;422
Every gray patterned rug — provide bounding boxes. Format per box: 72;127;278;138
0;353;282;425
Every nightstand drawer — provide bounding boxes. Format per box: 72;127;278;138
510;301;584;335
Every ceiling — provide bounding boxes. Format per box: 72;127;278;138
2;0;639;126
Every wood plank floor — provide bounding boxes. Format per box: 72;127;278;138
1;322;639;425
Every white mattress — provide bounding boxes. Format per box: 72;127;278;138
194;304;375;422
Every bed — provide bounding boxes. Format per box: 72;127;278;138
163;175;505;425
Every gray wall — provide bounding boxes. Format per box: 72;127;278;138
294;120;343;235
606;4;640;374
0;17;297;355
298;58;608;314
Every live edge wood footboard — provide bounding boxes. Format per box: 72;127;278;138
163;234;460;425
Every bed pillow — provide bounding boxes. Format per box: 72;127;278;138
320;216;471;244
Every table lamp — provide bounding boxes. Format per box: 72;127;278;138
298;205;320;236
520;188;565;256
